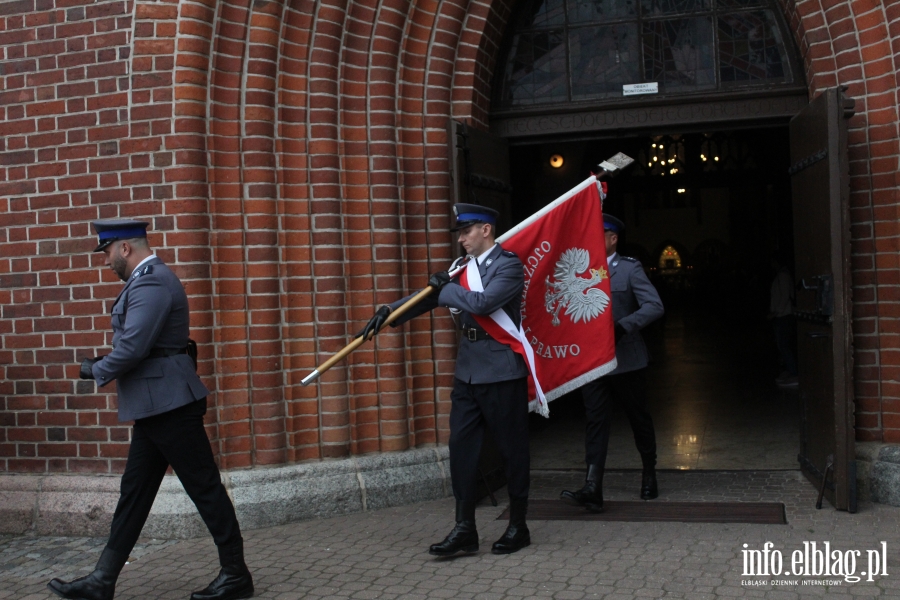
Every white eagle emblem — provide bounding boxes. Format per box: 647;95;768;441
544;248;610;326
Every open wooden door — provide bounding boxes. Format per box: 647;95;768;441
789;87;856;512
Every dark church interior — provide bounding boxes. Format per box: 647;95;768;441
511;126;802;470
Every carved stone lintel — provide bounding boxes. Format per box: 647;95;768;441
490;93;809;139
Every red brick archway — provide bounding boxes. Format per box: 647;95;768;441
0;0;898;475
164;0;523;470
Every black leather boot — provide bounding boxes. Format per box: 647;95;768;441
640;453;658;500
429;501;478;556
560;464;603;512
492;498;530;554
48;546;127;600
191;539;254;600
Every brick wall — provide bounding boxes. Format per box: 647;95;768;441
0;0;135;472
1;0;899;474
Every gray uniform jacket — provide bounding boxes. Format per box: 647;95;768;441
390;244;528;384
91;256;209;422
609;254;664;375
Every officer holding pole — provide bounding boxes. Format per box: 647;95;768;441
360;203;533;556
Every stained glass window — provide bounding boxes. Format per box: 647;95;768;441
641;0;710;16
521;0;566;29
642;17;715;91
719;10;790;83
501;30;568;106
570;24;640;99
716;0;764;8
494;0;799;111
567;0;637;23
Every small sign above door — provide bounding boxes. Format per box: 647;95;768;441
623;82;659;96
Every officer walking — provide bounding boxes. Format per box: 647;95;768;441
360;203;532;556
48;220;253;600
560;214;664;511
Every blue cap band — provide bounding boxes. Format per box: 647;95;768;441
456;212;496;225
603;223;619;232
98;227;147;241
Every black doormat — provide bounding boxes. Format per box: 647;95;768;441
498;499;786;524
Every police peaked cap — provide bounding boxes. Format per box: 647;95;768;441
451;203;499;232
603;214;625;234
91;219;150;252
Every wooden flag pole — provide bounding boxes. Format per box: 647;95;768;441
300;286;436;386
301;260;471;386
299;151;636;388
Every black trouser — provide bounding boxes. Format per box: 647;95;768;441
106;399;242;555
580;369;657;470
449;377;530;506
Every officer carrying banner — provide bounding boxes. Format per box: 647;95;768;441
360;203;533;556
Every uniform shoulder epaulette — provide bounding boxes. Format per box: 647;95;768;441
132;264;154;279
501;250;518;258
620;256;638;262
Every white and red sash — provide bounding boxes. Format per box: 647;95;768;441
457;258;549;416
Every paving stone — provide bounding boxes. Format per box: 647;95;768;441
2;471;900;598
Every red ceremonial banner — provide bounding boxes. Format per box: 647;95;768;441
497;176;617;404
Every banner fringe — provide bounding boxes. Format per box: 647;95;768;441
543;358;619;402
528;398;550;418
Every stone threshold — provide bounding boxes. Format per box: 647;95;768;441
0;447;451;538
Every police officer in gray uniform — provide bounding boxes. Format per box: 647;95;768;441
360;203;532;556
561;214;664;512
48;220;253;600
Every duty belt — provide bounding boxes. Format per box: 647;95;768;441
147;347;189;359
461;326;491;342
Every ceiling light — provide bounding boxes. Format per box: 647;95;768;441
549;154;564;168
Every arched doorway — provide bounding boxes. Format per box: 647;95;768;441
484;0;809;473
511;127;801;473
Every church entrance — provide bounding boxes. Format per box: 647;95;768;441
508;126;801;471
458;0;856;508
454;90;855;507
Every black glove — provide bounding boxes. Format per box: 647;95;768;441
79;357;101;380
428;270;451;292
613;323;627;344
357;305;391;340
